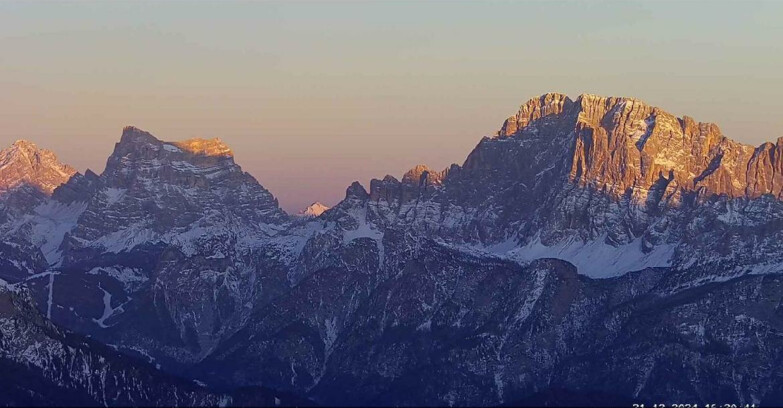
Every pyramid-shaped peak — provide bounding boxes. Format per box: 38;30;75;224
3;140;50;159
298;201;330;217
0;139;76;195
2;139;65;165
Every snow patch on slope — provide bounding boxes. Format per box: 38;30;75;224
88;266;148;292
26;201;87;265
92;285;130;328
342;206;385;266
91;226;159;253
162;144;182;153
452;234;675;279
507;235;676;278
102;188;126;206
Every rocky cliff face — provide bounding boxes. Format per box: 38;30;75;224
0;278;312;407
0;279;231;406
355;93;783;278
0;140;78;242
0;141;80;281
67;126;285;252
493;92;783;204
45;126;292;366
0;140;76;197
0;127;293;369
3;94;783;406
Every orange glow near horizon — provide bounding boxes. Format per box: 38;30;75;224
2;1;782;212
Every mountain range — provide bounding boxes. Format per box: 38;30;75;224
2;93;783;406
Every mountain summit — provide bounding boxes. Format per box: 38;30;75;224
3;94;783;406
66;126;287;251
494;92;775;201
0;140;76;195
297;201;329;217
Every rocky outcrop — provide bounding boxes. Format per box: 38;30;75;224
39;126;294;365
401;164;446;187
0;140;76;197
0;279;231;406
497;93;776;203
367;164;449;208
498;92;573;137
67;125;287;249
0;140;82;273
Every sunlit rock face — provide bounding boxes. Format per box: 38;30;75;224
297;202;330;218
0;140;78;283
0;139;77;225
0;140;76;196
496;93;783;202
355;93;783;277
4;94;783;406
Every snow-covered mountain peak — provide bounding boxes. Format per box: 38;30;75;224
3;140;41;165
62;126;287;257
0;139;76;195
298;201;330;217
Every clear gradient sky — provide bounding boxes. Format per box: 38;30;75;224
1;1;782;212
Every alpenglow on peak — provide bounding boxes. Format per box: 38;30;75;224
0;139;77;195
488;92;783;202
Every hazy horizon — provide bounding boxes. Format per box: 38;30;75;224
2;0;782;212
